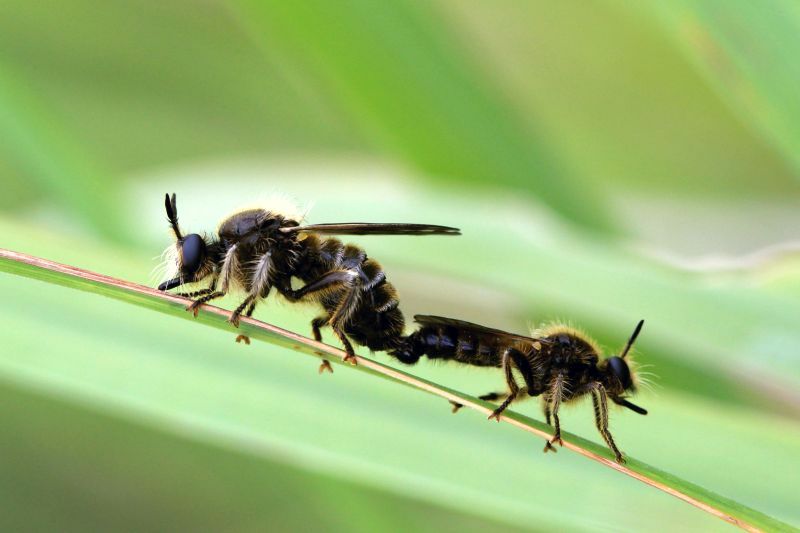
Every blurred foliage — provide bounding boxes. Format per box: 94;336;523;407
0;0;799;531
0;380;529;533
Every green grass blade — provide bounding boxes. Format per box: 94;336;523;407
0;248;791;532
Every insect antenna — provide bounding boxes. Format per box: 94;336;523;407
165;193;183;240
620;319;644;359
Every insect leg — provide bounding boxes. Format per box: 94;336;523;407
591;384;625;463
176;273;219;298
311;316;328;342
229;295;256;328
185;291;226;317
234;302;260;345
332;327;357;365
176;288;213;298
187;245;238;316
230;251;272;327
283;269;361;364
326;271;364;365
543;374;565;453
310;317;333;374
543;400;552;426
450;391;507;413
282;270;357;301
488;348;521;421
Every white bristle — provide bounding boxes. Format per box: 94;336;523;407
151;243;180;286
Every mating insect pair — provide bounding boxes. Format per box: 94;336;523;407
157;194;648;463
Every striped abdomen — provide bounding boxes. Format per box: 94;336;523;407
298;235;405;352
392;324;505;366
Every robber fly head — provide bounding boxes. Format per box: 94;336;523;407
599;319;648;415
158;194;215;291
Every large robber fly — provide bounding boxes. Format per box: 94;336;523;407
157;194;460;368
391;315;647;463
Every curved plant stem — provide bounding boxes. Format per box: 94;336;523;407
0;248;789;532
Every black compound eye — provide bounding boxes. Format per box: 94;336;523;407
181;234;206;274
607;356;632;390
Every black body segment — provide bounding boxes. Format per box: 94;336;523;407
394;318;506;367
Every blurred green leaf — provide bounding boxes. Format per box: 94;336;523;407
435;0;800;199
233;0;616;233
643;0;800;179
0;0;365;180
0;379;532;533
0;61;126;240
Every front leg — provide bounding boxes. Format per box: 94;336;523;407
176;287;213;298
543;374;565;454
590;383;625;463
188;245;238;317
177;274;219;314
186;291;225;317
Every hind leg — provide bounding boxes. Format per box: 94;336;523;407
311;316;327;342
311;316;334;374
278;270;361;366
450;391;507;413
332;327;357;365
488;348;523;421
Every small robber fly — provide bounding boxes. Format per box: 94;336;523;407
391;315;647;463
157;194;459;369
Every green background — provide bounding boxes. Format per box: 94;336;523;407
1;1;799;531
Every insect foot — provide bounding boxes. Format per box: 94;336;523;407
543;433;563;453
235;334;250;345
186;301;202;317
318;360;334;374
487;408;505;422
449;401;464;414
